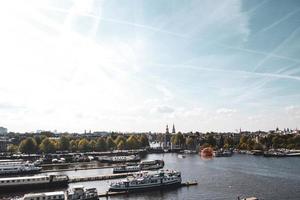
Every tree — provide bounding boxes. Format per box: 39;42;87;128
59;136;70;151
7;144;18;153
19;137;37;154
96;138;107;152
185;137;194;150
106;137;116;151
206;134;216;147
126;135;140;150
39;138;56;153
78;139;90;152
117;140;126;150
224;137;234;148
171;132;185;147
89;140;96;151
70;139;79;152
139;134;149;148
114;136;126;146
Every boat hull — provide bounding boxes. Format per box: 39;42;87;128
109;182;181;192
0;181;68;194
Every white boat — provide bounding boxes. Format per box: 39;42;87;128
68;185;98;200
109;169;182;192
100;155;141;163
0;174;69;193
177;154;186;158
23;191;65;200
0;161;42;175
113;165;140;173
113;160;164;173
22;186;98;200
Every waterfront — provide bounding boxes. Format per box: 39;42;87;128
4;153;300;200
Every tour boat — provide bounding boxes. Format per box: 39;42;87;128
113;160;164;173
113;165;140;173
0;161;42;176
22;186;98;200
109;169;182;192
0;174;69;192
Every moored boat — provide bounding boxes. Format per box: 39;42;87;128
109;169;182;192
0;161;42;176
113;165;140;173
0;174;69;193
22;186;98;200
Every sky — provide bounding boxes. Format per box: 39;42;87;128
0;0;300;133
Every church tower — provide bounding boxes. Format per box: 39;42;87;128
172;124;176;134
166;125;169;134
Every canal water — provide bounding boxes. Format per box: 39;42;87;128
5;153;300;200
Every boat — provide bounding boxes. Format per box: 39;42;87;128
22;186;98;200
0;161;42;176
68;185;98;200
101;155;140;163
177;154;186;158
113;165;140;173
0;174;69;192
213;150;233;157
23;191;65;200
263;151;286;157
109;169;182;192
139;160;164;170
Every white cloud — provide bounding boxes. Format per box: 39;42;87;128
286;105;300;118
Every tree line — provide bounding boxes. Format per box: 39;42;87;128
8;134;150;154
168;132;300;151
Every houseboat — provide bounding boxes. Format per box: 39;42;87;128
0;174;69;192
109;169;182;192
23;191;65;200
22;186;98;200
0;161;42;176
139;160;164;170
113;165;140;173
99;155;140;163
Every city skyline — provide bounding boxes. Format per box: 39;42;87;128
0;0;300;133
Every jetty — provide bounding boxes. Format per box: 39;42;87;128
97;181;198;198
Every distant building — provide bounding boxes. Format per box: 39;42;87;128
0;127;8;135
163;125;171;149
0;139;9;152
172;124;176;134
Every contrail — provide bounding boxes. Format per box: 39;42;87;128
44;6;188;38
218;43;300;64
153;63;300;82
253;26;300;72
258;8;300;34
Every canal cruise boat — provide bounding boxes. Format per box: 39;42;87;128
109;169;182;192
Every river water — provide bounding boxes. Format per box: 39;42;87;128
5;153;300;200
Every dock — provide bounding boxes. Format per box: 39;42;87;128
97;181;198;198
68;173;133;183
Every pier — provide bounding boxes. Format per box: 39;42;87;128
97;181;198;198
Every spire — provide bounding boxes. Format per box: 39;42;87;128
172;124;176;134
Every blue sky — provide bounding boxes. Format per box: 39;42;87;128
0;0;299;133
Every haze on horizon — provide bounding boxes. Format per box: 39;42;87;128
0;0;300;133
